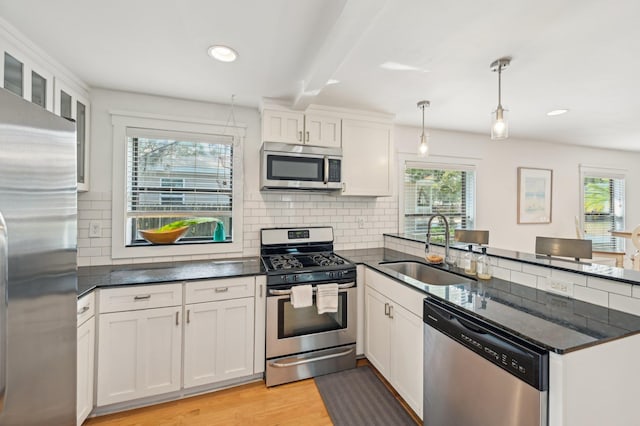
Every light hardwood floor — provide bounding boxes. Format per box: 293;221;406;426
85;361;419;426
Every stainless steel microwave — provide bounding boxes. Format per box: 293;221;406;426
260;142;342;190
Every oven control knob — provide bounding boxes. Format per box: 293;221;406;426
292;275;299;281
281;275;289;282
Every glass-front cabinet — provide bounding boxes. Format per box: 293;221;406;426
0;39;90;191
54;78;90;192
1;47;54;112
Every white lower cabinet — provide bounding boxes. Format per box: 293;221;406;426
77;293;95;425
96;283;183;406
364;268;424;419
184;297;255;388
95;277;262;409
96;305;182;406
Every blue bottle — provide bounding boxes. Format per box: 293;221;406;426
213;222;226;241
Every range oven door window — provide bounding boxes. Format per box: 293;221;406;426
278;293;348;338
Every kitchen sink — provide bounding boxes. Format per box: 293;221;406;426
379;260;474;286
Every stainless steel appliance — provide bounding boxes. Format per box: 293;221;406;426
260;142;342;190
0;89;77;425
261;227;356;387
423;297;548;426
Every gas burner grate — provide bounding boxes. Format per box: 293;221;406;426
311;252;346;267
269;254;303;270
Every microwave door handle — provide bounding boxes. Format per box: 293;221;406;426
323;156;329;184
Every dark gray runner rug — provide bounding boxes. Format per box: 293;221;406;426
314;366;416;426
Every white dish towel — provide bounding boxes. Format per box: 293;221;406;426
290;284;313;308
316;283;339;314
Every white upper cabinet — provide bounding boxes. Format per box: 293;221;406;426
53;77;90;192
0;46;54;112
0;25;91;191
261;104;342;148
305;113;341;147
341;119;393;196
262;109;305;144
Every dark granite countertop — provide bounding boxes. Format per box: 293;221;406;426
77;257;265;298
384;233;640;286
337;248;640;354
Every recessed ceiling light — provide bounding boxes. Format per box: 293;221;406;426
547;109;569;116
379;61;428;72
326;79;340;85
207;45;238;62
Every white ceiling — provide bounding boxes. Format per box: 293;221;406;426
2;0;640;151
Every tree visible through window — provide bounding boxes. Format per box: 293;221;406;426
403;164;475;242
126;130;234;245
582;174;625;251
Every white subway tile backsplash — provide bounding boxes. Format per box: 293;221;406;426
573;285;609;306
492;267;510;281
497;259;523;272
510;271;538;289
587;277;632;297
609;294;640;315
522;264;552;278
550;269;587;286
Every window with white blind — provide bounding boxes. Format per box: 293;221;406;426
402;162;476;242
126;128;234;245
580;166;625;251
110;112;244;259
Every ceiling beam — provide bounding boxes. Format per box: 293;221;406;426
292;0;389;110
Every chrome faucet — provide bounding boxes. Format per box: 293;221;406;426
426;214;450;263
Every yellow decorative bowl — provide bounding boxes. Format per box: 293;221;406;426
139;226;190;244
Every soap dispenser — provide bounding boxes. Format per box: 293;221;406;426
477;247;492;280
463;244;477;276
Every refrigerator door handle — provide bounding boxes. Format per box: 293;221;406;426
0;211;7;414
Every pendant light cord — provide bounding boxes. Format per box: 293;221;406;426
222;94;242;146
421;103;425;136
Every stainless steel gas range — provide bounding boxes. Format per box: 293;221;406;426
260;226;357;387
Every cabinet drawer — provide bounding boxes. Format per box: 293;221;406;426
365;268;424;317
99;283;182;313
77;292;95;326
185;277;255;304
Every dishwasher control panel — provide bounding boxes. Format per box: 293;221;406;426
424;298;548;391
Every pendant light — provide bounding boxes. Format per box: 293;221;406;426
417;100;430;156
490;57;511;140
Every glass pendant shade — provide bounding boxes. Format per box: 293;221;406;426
489;57;511;140
417;100;430;156
419;132;429;156
491;106;509;140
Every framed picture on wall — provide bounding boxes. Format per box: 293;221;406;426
517;167;553;224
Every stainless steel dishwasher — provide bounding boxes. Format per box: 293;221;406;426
423;297;548;426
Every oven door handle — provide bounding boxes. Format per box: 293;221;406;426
269;347;354;368
268;282;355;296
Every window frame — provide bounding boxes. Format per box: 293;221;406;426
579;165;626;252
398;154;477;239
111;111;245;259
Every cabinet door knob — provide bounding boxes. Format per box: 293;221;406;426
215;287;229;293
186;309;190;324
384;302;389;316
388;305;394;319
305;131;310;142
175;311;179;326
298;131;302;142
342;182;346;193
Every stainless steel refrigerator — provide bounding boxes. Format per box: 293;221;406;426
0;88;77;425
